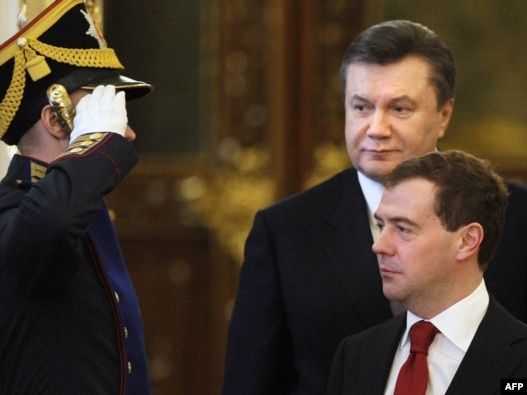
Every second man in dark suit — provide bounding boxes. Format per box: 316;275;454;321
328;150;527;395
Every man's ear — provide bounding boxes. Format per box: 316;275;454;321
40;105;69;140
456;223;483;261
437;98;454;139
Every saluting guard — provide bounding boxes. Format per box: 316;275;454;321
0;0;153;393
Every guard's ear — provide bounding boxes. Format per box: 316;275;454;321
456;222;483;262
40;105;69;140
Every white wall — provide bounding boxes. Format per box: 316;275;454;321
0;1;19;41
0;1;24;175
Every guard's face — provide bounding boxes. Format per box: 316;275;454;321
372;178;462;315
343;56;453;184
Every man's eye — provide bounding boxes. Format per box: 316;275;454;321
351;101;373;113
397;225;410;234
353;104;365;112
392;105;413;116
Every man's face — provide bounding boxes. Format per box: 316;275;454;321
343;55;453;183
372;178;462;316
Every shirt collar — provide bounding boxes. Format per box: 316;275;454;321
401;280;489;352
357;171;383;218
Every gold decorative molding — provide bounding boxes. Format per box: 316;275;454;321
191;1;372;264
304;142;351;189
190;144;275;264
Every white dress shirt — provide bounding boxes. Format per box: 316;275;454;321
383;280;490;395
358;171;406;315
357;171;383;241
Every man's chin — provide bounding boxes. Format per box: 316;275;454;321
360;164;398;183
382;285;403;302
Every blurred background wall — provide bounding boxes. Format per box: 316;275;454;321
5;1;527;394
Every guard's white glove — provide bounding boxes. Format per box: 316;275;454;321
69;85;128;143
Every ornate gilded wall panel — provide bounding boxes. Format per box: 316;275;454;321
384;1;527;185
195;0;379;263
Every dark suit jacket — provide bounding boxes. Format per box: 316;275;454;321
328;297;527;395
222;167;527;395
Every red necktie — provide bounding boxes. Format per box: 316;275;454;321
394;320;439;395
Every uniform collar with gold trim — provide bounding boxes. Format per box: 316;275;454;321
12;154;48;188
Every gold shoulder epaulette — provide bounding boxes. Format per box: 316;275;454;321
55;132;108;159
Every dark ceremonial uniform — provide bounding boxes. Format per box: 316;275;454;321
0;133;151;395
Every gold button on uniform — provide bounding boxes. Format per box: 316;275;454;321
124;326;129;338
128;362;133;374
114;291;120;302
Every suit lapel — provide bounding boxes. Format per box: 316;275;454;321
322;168;392;327
359;315;407;394
446;298;527;395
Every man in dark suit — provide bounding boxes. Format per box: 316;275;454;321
328;150;527;395
222;20;527;395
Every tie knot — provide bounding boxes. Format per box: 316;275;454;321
409;321;439;355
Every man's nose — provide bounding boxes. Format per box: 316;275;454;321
372;227;392;255
367;110;391;139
